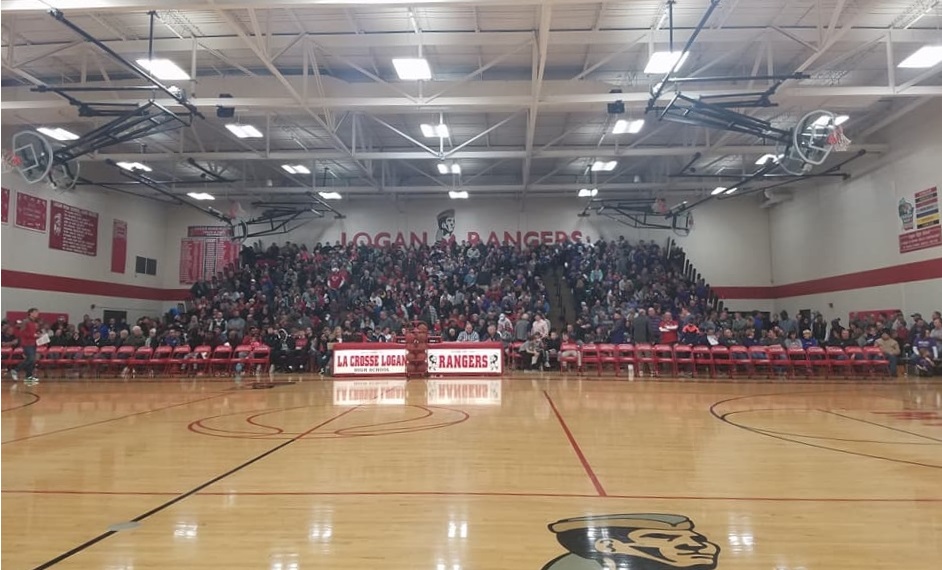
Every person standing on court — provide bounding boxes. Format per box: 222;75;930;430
12;308;42;384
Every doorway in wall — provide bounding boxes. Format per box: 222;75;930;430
102;309;128;327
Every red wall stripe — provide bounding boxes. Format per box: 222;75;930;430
712;258;942;300
1;270;189;302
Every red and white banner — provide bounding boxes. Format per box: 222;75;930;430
333;379;407;405
427;379;502;405
49;200;99;256
1;187;9;224
179;238;205;284
332;345;408;376
111;219;128;273
427;345;503;375
14;191;47;232
899;226;942;254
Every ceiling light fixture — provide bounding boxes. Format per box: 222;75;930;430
898;45;942;68
834;114;850;126
187;192;215;201
437;163;449;175
578;188;599;198
319;191;342;200
420;123;450;138
591;160;618;172
136;58;191;80
450;164;461;175
448;190;469;199
116;161;152;172
612;119;645;134
644;51;689;74
281;164;311;175
724;187;738;195
225;124;264;139
711;186;727;196
37;127;80;141
392;58;432;80
755;153;780;165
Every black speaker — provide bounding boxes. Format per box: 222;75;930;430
216;93;235;118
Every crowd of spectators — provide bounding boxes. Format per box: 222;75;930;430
4;236;939;377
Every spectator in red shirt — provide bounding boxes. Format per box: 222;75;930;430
13;307;41;384
658;311;679;344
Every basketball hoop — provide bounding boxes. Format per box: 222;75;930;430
827;124;851;152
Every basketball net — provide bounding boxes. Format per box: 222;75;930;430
826;125;851;152
2;149;22;174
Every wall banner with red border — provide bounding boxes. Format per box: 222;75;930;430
179;238;205;285
187;225;233;238
111;219;128;273
427;345;503;375
49;200;99;256
898;186;940;253
14;191;47;232
1;187;10;224
179;225;239;284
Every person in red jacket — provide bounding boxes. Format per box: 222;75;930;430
658;311;679;345
12;307;41;384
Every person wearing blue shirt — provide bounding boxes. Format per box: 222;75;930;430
801;329;819;349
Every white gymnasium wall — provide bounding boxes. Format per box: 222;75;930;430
769;98;942;319
0;176;170;322
163;195;772;304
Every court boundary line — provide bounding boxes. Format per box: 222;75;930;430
5;488;941;503
29;404;365;570
543;391;607;497
1;390;41;412
818;409;942;443
1;390;239;445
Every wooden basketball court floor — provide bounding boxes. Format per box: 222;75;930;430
3;375;942;570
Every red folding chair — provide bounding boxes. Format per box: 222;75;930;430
826;346;852;378
1;347;13;373
559;342;581;372
93;346;116;377
169;345;192;376
43;346;67;377
692;346;714;378
60;346;84;377
210;344;233;375
748;346;772;378
190;345;213;376
654;344;676;376
509;342;524;371
767;345;792;377
806;346;830;378
581;344;602;376
844;346;869;377
673;344;694;376
231;345;253;374
77;346;100;377
110;345;136;377
633;343;656;377
151;346;173;376
615;344;635;376
787;347;812;377
864;347;891;377
249;345;271;374
129;347;154;377
711;346;734;378
728;345;753;377
598;344;618;376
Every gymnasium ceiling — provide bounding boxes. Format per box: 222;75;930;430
1;0;941;203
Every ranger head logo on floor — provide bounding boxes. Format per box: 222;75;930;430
542;514;720;570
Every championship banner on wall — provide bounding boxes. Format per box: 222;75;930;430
898;186;941;253
49;200;99;256
427;346;503;375
332;347;408;376
111;219;128;273
427;379;502;405
1;187;9;224
332;379;407;405
14;191;47;232
179;225;239;284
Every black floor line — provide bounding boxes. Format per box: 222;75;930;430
1;390;41;412
818;409;942;443
31;405;363;570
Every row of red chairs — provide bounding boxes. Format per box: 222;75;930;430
554;343;892;378
0;345;271;378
